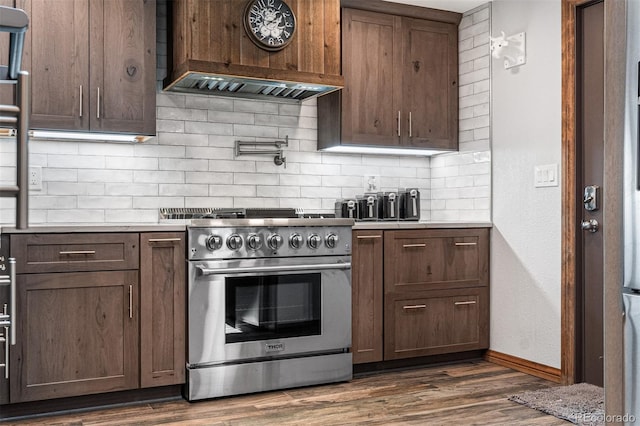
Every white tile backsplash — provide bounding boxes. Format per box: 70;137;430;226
0;1;492;225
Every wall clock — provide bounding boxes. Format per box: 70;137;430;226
243;0;296;52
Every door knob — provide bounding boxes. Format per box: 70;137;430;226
581;219;599;233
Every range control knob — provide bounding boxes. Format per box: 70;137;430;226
227;234;243;251
308;234;321;249
206;235;223;251
325;233;339;248
289;233;303;249
268;234;283;250
247;234;262;251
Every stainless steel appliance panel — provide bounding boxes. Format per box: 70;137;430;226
188;255;351;366
624;293;640;419
187;352;352;400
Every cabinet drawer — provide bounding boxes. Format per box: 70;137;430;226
11;233;139;273
384;288;489;360
384;228;489;292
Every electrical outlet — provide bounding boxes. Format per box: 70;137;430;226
29;166;42;191
364;175;380;193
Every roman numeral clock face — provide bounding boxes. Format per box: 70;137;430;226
243;0;296;51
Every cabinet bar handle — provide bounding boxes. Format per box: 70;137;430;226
356;235;382;239
454;242;477;246
403;243;426;248
409;111;412;137
454;301;477;306
403;304;426;310
59;250;96;255
2;326;7;379
397;111;401;137
79;85;83;117
148;238;182;243
9;258;15;345
97;87;100;119
128;285;133;319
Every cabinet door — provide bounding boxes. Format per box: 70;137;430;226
352;230;383;364
89;0;156;134
10;270;139;402
140;233;185;387
27;0;90;130
384;288;489;360
384;228;489;293
402;18;458;150
0;0;24;107
342;8;402;146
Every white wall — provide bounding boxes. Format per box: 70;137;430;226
490;0;562;368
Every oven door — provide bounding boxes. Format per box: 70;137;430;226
188;255;351;366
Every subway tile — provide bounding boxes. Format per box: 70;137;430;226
459;37;474;53
234;99;279;114
210;159;256;173
257;161;301;174
157;106;208;121
321;153;362;165
106;156;159;170
47;209;105;223
323;175;362;188
186;197;233;208
185;96;212;110
255;113;299;127
209;185;256;197
78;196;132;209
30;196;77;209
430;166;459;179
299;163;340;176
209;97;236;111
459;44;489;64
186;146;234;160
48;154;106;169
361;155;401;167
106;183;158;196
78;143;134;157
474;55;490;71
156;93;186;108
473;103;490;117
159;158;208;171
301;186;342;198
278;174;321;187
460;139;491;152
78;169;133;183
159;184;209;197
257;185;300;198
208;111;255;125
278;127;316;141
134;144;185;158
286;151;322;164
459;186;490;199
233;197;279;208
430;210;460;221
432;188;460;200
445;176;475;188
473;6;490;24
43;168;77;182
186;172;233;185
48;182;105;196
446;199;475;211
234;173;279;185
30;140;78;155
159;132;209;146
185;121;234;136
459;115;490;132
279;197;322;210
474;79;490;94
459;20;489;42
459;67;490;86
459;15;473;30
134;170;185;183
105;209;158;223
133;197;184;209
208;135;238;148
157;119;186;133
341;165;382;176
234;124;279;138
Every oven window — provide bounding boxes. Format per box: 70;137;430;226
225;273;321;343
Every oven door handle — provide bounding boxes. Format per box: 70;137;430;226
196;262;351;276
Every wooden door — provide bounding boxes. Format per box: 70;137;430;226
89;0;155;135
576;0;604;387
351;230;384;364
27;0;89;130
402;18;458;150
341;8;402;146
140;233;185;387
10;270;139;402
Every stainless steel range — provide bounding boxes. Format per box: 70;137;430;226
186;215;353;401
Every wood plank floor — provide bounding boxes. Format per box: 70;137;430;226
7;360;566;425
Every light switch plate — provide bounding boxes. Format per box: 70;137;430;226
534;164;558;188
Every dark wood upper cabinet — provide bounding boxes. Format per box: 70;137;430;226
318;2;460;152
352;230;384;364
140;233;186;388
23;0;155;135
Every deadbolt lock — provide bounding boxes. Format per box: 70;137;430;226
583;185;599;211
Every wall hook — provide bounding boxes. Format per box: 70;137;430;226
490;31;526;69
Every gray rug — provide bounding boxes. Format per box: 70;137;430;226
508;383;605;425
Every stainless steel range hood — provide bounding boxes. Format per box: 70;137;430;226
165;72;338;102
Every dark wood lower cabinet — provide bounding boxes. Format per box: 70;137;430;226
352;227;490;365
10;271;139;403
352;231;384;364
140;233;185;388
384;288;489;360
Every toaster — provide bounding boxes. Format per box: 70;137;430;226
335;199;358;219
358;193;379;221
400;188;420;221
379;191;400;221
